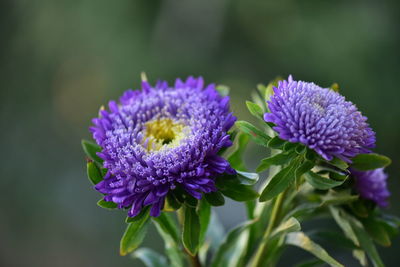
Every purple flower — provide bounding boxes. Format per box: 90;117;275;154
264;76;375;162
90;77;236;217
351;168;390;207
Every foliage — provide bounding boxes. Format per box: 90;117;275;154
82;78;398;267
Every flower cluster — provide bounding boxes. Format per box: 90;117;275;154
90;77;236;217
264;76;375;162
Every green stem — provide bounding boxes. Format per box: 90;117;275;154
248;192;285;267
177;208;202;267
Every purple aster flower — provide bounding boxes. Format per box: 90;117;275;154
351;168;390;207
90;76;236;217
264;76;375;162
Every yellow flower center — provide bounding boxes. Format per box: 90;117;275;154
144;118;188;151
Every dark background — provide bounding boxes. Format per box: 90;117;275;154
1;0;399;266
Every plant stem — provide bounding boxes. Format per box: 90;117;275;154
177;208;202;267
248;192;285;267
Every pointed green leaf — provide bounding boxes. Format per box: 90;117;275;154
236;170;259;185
350;218;385;267
246;101;265;120
81;139;103;164
153;214;184;267
256;152;296;172
321;191;359;207
97;199;117;210
351;153;391;171
283;142;298;151
216;175;259;202
205;191;225;206
132;248;168;267
295;258;325;267
286;232;344;267
227;132;249;171
267;136;286;149
182;206;201;256
326;157;348;170
126;206;151;223
305;172;345;190
362;217;391;247
87;161;103;185
153;213;180;244
120;208;151;256
271;217;301;239
211;220;256;267
311;230;359;250
329;207;359;246
296;160;315;179
197;198;211;245
235;121;271;146
260;156;301;202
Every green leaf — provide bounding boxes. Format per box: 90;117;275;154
286;232;344;267
205;191;225;206
326;157;348;170
259;156;301;202
283;142;298;151
380;215;400;238
97;199;117;209
267;136;286;149
351;153;391;171
153;213;180;244
295;258;325;267
295;144;307;154
305;172;345;190
87;161;103;185
211;220;256;267
256;152;295;172
362;217;391;247
182;206;201;256
216;85;230;96
206;211;226;252
132;248;168;267
126;206;150;223
311;230;359;250
216;175;259;202
329;207;360;246
184;195;198;208
284;203;319;221
350;218;385;267
81;140;103;164
246;101;265;120
227;132;249;171
270;217;301;239
197;198;211;245
120;208;151;256
321;191;359;207
236;170;259;185
296;160;315;179
235;121;271;146
153;214;184;267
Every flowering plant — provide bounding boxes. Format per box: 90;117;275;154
82;75;398;267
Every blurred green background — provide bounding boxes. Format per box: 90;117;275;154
1;0;399;266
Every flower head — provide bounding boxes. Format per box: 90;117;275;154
264;76;375;162
90;77;236;217
351;168;390;207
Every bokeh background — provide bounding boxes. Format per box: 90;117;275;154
1;0;399;266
